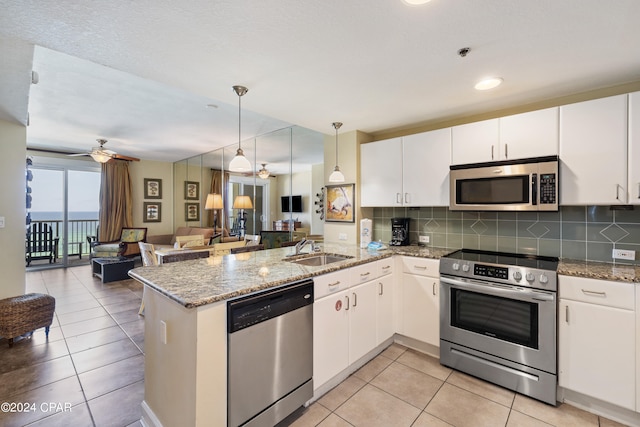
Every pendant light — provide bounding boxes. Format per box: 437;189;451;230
229;85;252;172
329;122;345;183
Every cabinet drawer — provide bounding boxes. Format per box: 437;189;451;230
314;270;350;299
401;256;439;277
559;276;635;310
377;258;394;277
350;262;379;285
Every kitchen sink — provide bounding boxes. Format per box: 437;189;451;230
285;253;354;266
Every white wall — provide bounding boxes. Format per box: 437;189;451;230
0;119;27;298
323;130;373;245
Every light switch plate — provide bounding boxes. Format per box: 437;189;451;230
338;233;347;240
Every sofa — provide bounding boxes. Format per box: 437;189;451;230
147;226;239;249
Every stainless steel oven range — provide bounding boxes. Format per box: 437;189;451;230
439;249;558;405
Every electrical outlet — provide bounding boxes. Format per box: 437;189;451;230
419;235;430;244
612;249;635;260
339;233;347;241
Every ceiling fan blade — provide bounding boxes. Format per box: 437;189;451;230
67;153;90;157
112;153;140;162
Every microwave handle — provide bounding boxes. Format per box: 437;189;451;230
531;173;538;206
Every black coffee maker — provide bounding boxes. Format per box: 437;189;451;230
390;218;410;246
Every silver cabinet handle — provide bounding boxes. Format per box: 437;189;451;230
379;282;384;296
381;265;391;271
432;282;437;296
565;305;569;323
352;292;357;307
581;289;606;297
414;265;427;270
491;145;494;160
328;281;341;288
504;143;508;159
396;193;402;204
637;183;640;199
345;295;350;310
616;184;623;202
360;272;371;277
405;193;409;204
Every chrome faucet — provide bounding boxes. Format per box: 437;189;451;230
295;238;316;255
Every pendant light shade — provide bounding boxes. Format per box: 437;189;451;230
329;122;345;183
229;85;252;172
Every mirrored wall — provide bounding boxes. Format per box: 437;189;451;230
173;125;326;243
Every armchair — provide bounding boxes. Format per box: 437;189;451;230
91;227;148;259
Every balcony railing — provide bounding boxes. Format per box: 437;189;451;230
29;219;99;260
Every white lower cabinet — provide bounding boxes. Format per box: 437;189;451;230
313;288;350;389
558;276;636;410
313;259;394;390
376;274;395;345
348;281;378;363
402;273;439;346
400;257;440;346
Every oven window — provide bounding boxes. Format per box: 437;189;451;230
456;176;529;204
451;288;538;349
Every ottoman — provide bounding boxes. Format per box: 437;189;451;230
0;293;56;347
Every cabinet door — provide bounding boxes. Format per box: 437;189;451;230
403;129;451;206
630;91;640;205
558;299;635;410
376;275;395;345
349;281;378;364
360;138;403;207
313;290;350;389
451;119;499;165
401;273;439;346
500;107;558;160
560;94;628;205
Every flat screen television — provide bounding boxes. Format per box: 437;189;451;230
281;195;303;213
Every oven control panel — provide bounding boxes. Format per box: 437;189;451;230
474;264;508;280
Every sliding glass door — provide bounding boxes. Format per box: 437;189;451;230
28;162;100;268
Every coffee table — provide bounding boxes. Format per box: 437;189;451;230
92;257;135;283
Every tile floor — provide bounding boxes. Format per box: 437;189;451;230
0;265;631;427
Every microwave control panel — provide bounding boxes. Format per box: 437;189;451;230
539;173;556;204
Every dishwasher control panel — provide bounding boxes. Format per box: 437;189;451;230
227;279;314;333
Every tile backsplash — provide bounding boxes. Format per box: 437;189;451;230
371;206;640;265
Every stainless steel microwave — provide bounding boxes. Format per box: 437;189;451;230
449;156;559;211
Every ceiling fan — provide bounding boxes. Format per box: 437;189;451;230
68;139;139;163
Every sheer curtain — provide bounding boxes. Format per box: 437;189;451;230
98;160;133;242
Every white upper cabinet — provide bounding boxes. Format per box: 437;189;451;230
560;94;628;205
360;138;403;207
500;107;559;160
451;118;499;165
451;108;559;165
402;129;451;207
629;91;640;205
360;129;450;207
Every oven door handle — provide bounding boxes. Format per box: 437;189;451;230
440;276;555;302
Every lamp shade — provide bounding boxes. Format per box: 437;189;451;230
233;195;253;209
205;193;223;210
90;152;112;163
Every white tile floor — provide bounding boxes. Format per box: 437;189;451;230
1;264;632;426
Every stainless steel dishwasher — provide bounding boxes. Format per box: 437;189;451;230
227;279;314;427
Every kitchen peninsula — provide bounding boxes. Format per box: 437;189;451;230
128;243;431;427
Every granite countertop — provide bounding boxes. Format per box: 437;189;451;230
129;243;640;308
129;243;401;308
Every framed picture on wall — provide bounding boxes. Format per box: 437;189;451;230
325;184;355;223
144;178;162;199
185;202;200;222
143;202;162;222
184;181;199;200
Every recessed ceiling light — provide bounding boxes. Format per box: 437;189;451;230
474;77;503;91
403;0;432;5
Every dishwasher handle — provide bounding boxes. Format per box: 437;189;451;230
228;279;314;333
